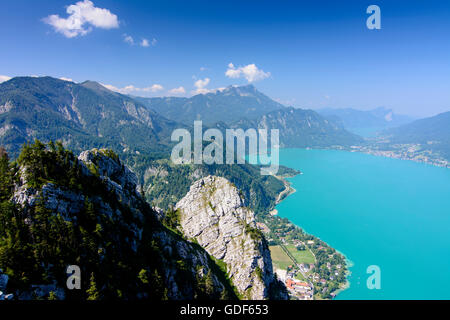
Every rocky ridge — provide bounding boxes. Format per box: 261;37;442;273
5;147;232;300
176;176;287;300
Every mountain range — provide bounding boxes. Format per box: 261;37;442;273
0;77;364;159
134;85;285;125
0;77;179;158
381;111;450;161
0;141;286;300
1;75;447;301
6;75;448;168
317;107;415;132
225;107;363;148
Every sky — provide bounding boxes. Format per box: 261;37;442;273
0;0;449;117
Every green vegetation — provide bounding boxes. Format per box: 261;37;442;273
161;207;181;233
275;165;301;178
86;273;100;300
17;140;82;189
0;76;357;300
262;212;348;299
244;222;263;242
285;245;315;265
0;140;167;299
136;86;363;149
269;246;292;270
0;140;235;300
269;244;314;282
188;253;239;300
227;107;363;148
135;84;285;126
97;148;120;163
254;266;263;281
48;291;58;301
372;111;450;164
140;159;295;216
0;77;176;159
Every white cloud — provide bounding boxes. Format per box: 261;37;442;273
123;34;134;45
124;35;156;48
168;86;186;95
100;83;121;92
0;75;12;83
225;63;270;82
191;78;225;95
195;78;210;89
225;63;241;78
102;83;164;95
43;0;119;38
140;38;157;47
60;77;74;82
146;84;164;92
192;78;214;94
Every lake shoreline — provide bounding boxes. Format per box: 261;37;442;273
352;148;450;169
272;169;351;299
274;174;297;205
287;145;450;169
272;147;450;299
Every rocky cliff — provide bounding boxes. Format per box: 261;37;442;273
176;176;287;300
1;143;235;300
0;141;287;300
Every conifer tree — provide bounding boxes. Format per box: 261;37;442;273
205;270;215;296
86;272;100;300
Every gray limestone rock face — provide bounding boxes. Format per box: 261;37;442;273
8;149;231;300
176;176;284;300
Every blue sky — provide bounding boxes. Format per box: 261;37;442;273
0;0;449;117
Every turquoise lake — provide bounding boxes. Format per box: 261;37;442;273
275;149;450;299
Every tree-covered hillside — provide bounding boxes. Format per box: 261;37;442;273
136;158;299;215
227;107;364;148
0;77;180;158
0;141;237;300
382;111;450;160
135;84;286;125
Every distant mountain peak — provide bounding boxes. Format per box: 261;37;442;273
80;80;100;86
3;76;65;86
232;83;256;90
80;80;113;94
135;83;284;125
317;107;415;130
223;84;256;93
0;76;179;157
193;84;258;97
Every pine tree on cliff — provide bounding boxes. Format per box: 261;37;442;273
0;146;12;202
0;146;8;160
87;272;100;300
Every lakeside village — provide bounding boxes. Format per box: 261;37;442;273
252;141;448;300
256;216;347;300
255;179;348;300
315;141;449;169
350;143;450;168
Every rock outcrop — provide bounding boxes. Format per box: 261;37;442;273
6;147;233;300
2;144;287;300
176;176;287;300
